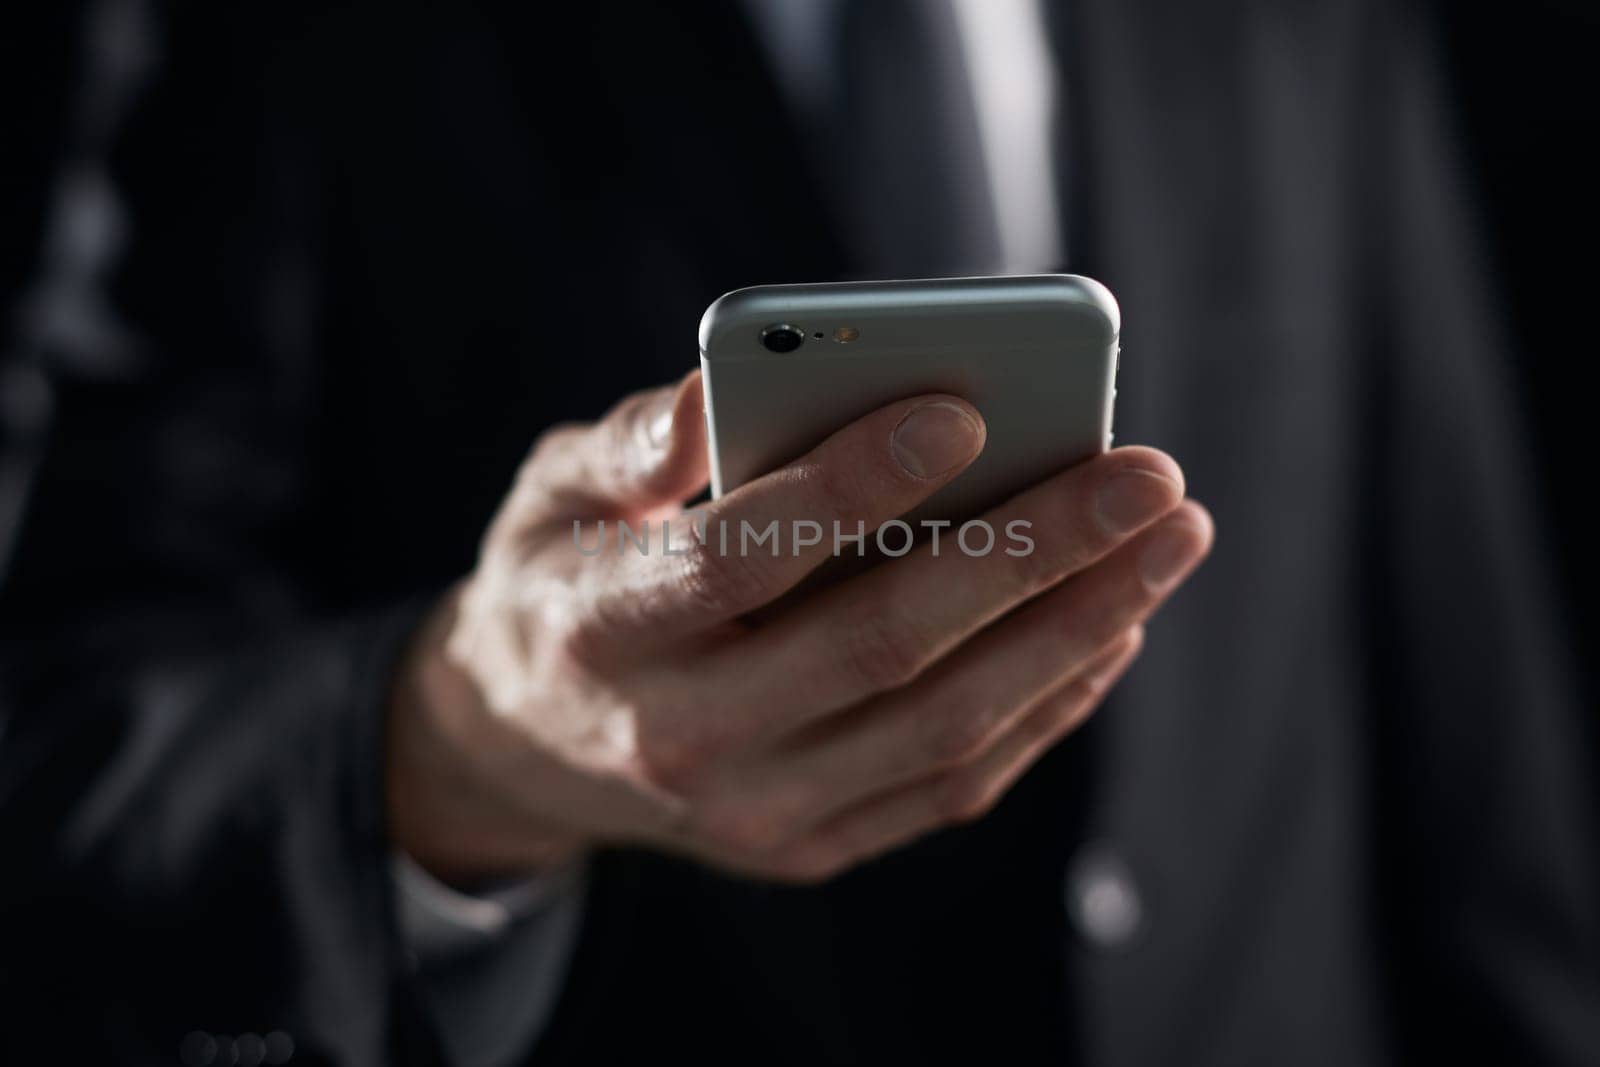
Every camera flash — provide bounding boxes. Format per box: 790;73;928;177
832;326;860;343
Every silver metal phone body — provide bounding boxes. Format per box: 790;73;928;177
699;274;1120;522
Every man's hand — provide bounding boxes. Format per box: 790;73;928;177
388;372;1212;885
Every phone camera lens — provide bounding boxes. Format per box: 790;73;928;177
760;324;805;354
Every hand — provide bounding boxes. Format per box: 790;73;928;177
387;371;1212;885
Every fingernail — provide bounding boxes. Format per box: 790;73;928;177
1138;516;1208;592
892;402;983;478
1096;469;1182;536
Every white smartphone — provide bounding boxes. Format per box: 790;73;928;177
698;274;1121;522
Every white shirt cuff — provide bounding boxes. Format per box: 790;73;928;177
392;850;589;1067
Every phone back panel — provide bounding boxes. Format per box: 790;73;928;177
699;274;1120;522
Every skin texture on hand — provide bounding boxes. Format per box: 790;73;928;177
387;371;1213;886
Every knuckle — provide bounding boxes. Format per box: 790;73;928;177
934;773;999;824
693;800;790;856
1005;514;1095;597
1018;484;1116;583
678;537;772;618
1025;696;1079;742
920;708;993;768
772;844;848;885
761;782;821;836
1008;531;1072;595
840;610;929;694
796;459;870;522
1057;679;1102;723
637;729;713;790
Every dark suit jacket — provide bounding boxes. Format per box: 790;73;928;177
2;2;1596;1064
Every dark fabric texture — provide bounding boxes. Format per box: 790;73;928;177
1;2;1595;1064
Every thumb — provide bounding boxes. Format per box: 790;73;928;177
521;370;708;517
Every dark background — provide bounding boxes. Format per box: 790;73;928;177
1;3;1597;1064
4;1;1596;672
1438;1;1600;692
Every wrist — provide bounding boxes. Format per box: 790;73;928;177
386;587;587;887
